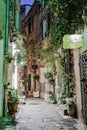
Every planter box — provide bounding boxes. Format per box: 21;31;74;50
67;105;76;116
33;91;39;98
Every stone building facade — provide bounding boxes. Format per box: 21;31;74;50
22;0;87;125
22;1;50;98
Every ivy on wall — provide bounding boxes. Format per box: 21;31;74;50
39;0;85;99
9;0;15;35
15;34;27;66
48;0;86;45
40;0;86;65
7;0;27;66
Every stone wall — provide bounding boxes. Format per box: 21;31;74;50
22;3;50;97
73;49;82;120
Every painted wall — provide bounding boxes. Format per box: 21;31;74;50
0;40;4;117
0;0;6;117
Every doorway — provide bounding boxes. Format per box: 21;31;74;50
28;74;31;91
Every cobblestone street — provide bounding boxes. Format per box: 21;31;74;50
2;98;87;130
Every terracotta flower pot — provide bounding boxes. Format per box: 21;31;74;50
13;101;19;112
68;105;76;116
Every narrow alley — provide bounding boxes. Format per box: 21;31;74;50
2;98;87;130
0;1;87;129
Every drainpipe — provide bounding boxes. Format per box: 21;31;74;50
3;0;9;116
5;0;9;52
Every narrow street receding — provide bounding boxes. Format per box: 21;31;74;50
1;98;87;130
0;0;87;129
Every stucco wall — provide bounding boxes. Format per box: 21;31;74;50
0;0;6;117
73;49;82;120
0;40;4;117
0;0;6;39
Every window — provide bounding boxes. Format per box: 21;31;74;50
28;23;32;34
40;11;50;39
43;19;47;38
41;0;47;9
28;18;34;34
40;21;43;40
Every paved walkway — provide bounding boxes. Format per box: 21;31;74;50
3;98;87;130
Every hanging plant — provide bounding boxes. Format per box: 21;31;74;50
40;0;85;58
44;72;53;79
33;75;40;80
14;33;27;66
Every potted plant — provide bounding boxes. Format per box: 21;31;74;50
59;95;66;104
44;72;53;80
67;100;76;116
33;74;40;80
7;87;19;115
66;91;74;104
11;96;19;112
49;93;57;104
5;52;14;63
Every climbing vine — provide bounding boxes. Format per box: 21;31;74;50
40;0;86;48
14;34;27;66
9;0;15;35
40;0;86;72
8;0;27;66
47;0;86;45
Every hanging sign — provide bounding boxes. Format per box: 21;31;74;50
63;34;82;49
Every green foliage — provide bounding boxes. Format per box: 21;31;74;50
66;91;73;98
57;49;74;98
67;101;76;107
18;83;25;90
15;34;27;66
59;96;66;104
50;93;56;101
44;72;55;86
49;79;55;86
0;115;16;129
33;74;40;79
41;0;85;60
7;87;19;103
48;0;85;34
11;96;19;103
5;52;14;63
44;72;53;79
9;0;15;35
